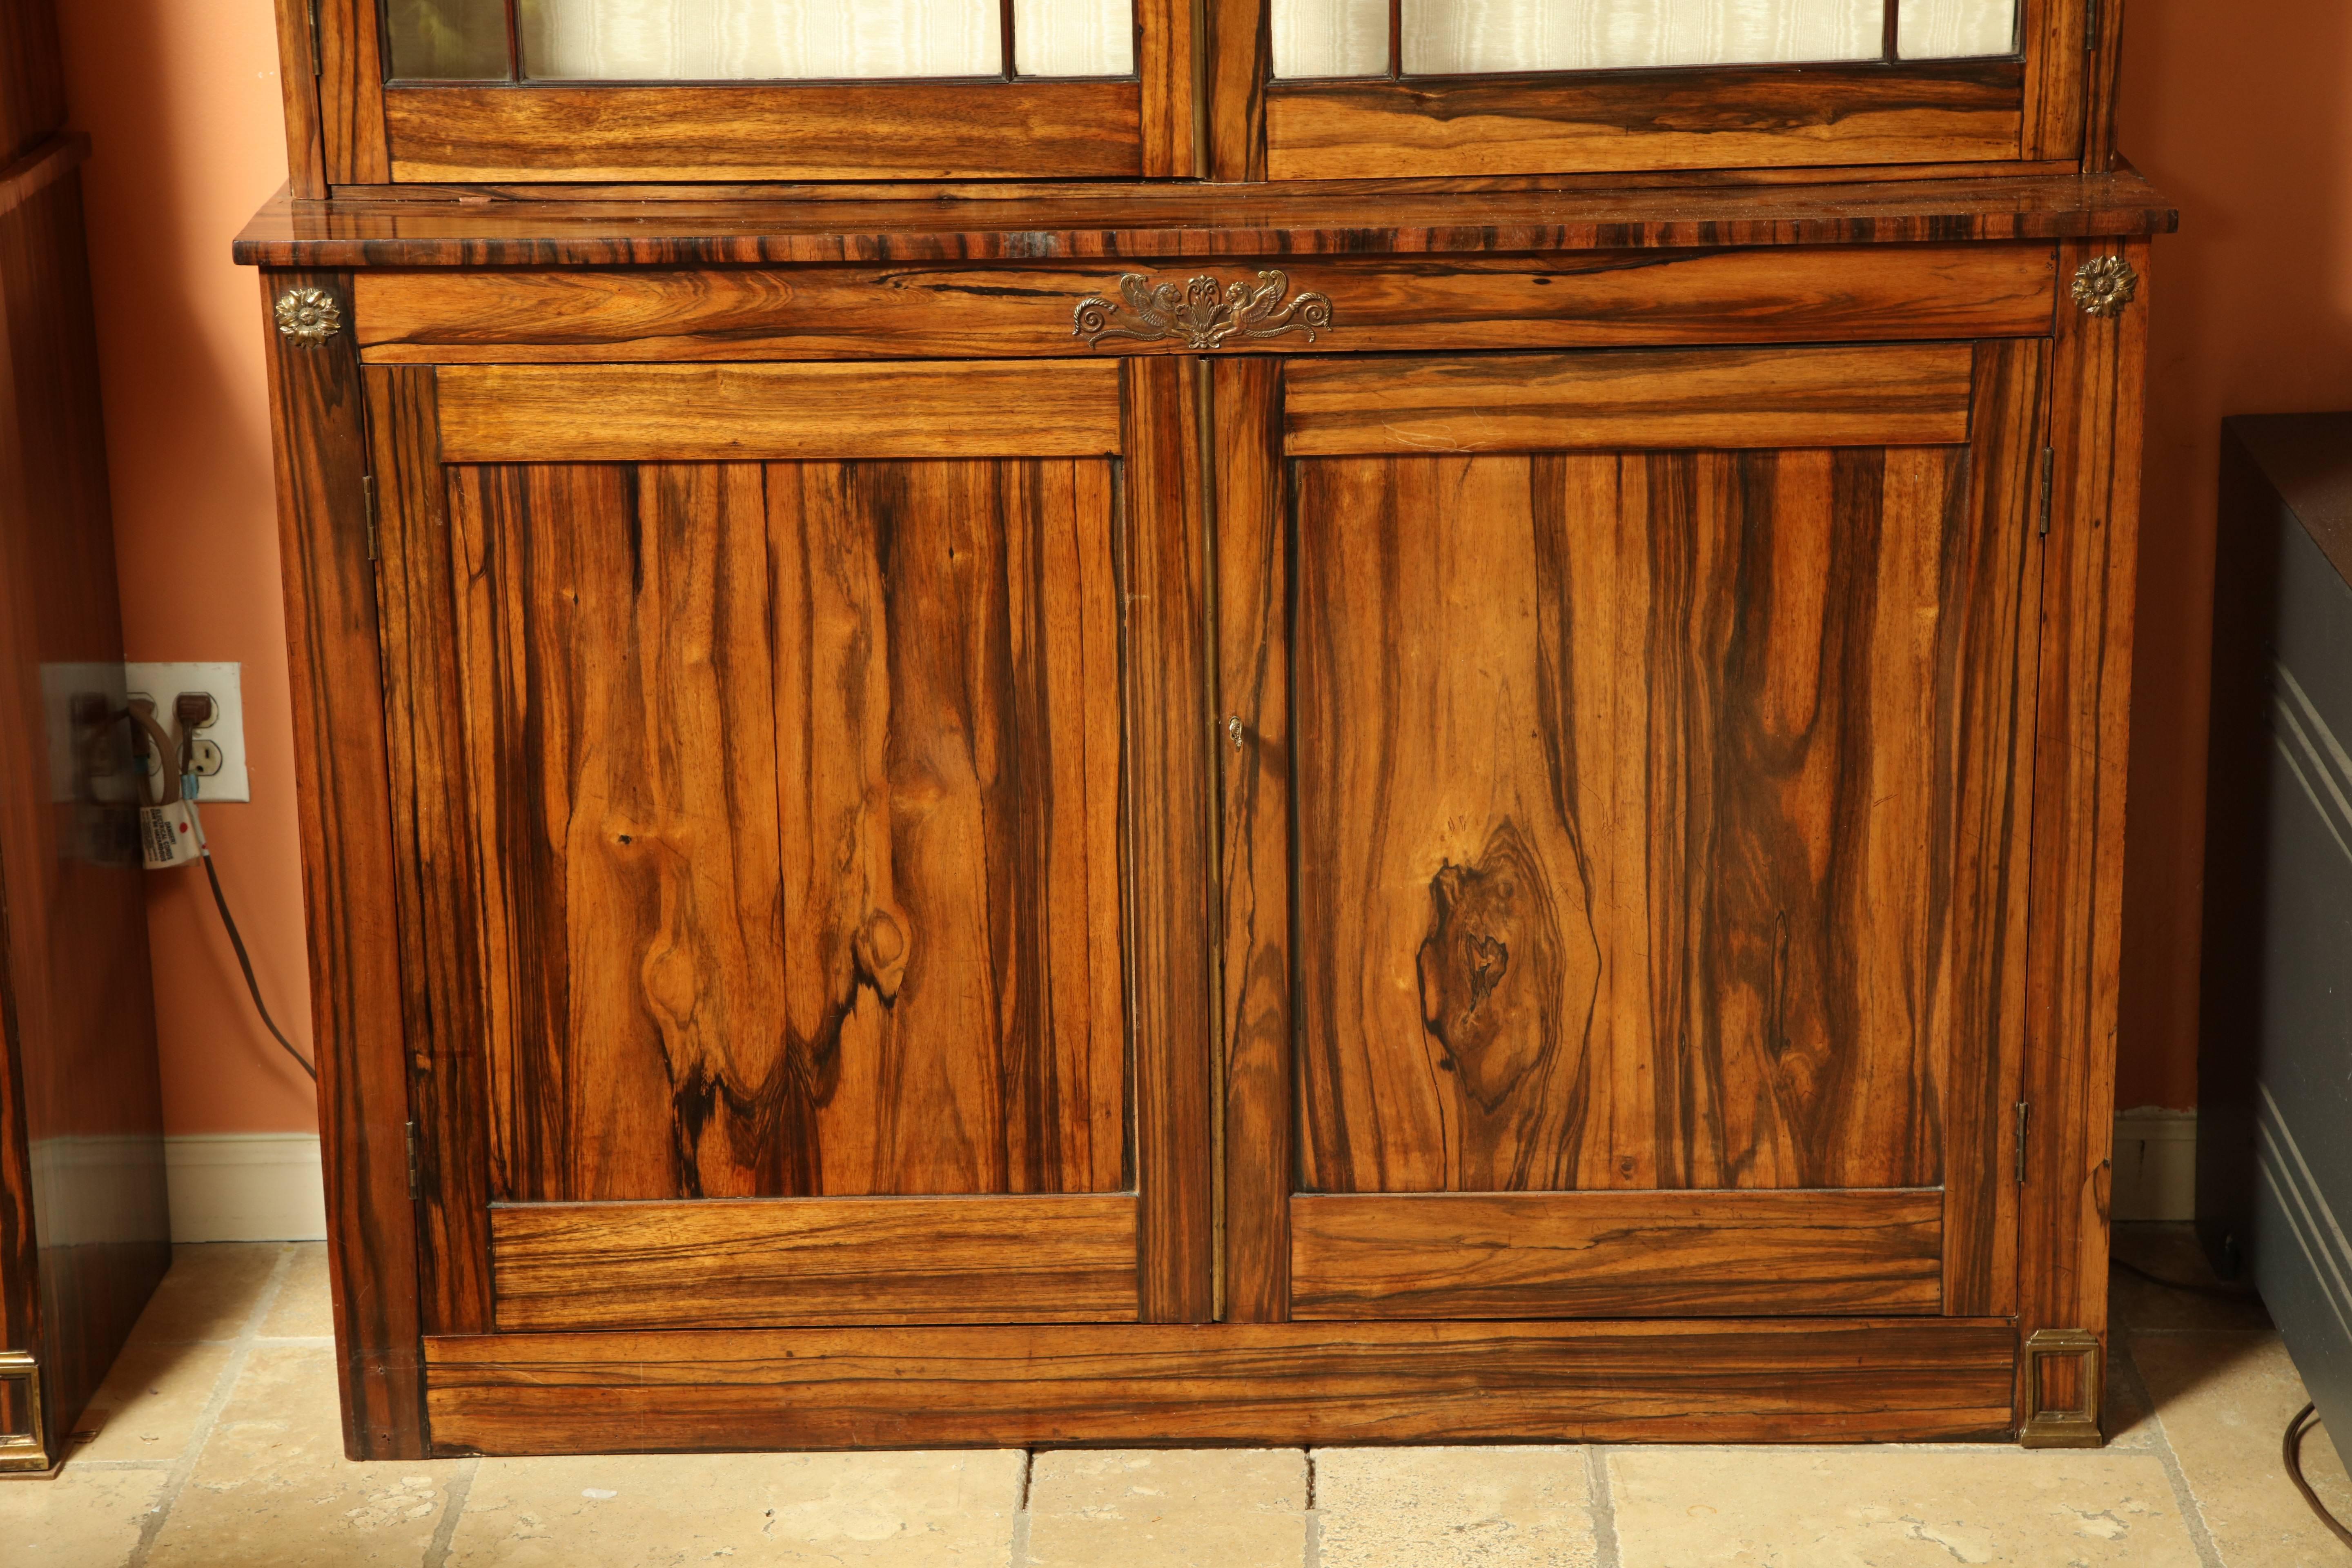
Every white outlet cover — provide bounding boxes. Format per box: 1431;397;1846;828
125;662;249;803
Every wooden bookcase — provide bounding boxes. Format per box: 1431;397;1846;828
238;0;2169;1459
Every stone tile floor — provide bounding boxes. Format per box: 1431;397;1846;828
7;1224;2348;1566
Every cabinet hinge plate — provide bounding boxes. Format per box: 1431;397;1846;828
2038;448;2055;538
363;474;379;563
0;1348;51;1473
2015;1100;2031;1185
405;1120;421;1201
2085;0;2103;54
307;0;324;77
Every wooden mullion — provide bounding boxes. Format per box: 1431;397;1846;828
261;268;426;1459
1883;0;1901;62
1138;0;1201;176
1215;357;1291;1321
1001;0;1018;81
1205;0;1269;180
504;0;523;82
1388;0;1403;79
1123;357;1216;1323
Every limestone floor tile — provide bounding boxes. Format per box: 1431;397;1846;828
130;1244;285;1344
449;1451;1024;1566
1313;1446;1597;1568
71;1338;235;1463
0;1465;169;1568
146;1343;465;1567
1610;1447;2203;1566
2111;1223;2272;1333
1025;1449;1307;1568
2132;1329;2352;1565
258;1243;334;1339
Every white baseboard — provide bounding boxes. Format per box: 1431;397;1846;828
148;1118;2203;1242
2112;1110;2198;1223
164;1134;327;1243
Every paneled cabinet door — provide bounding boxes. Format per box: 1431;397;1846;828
1215;341;2049;1325
365;356;1214;1336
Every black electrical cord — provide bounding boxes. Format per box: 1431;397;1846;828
188;802;317;1083
2285;1403;2352;1552
2111;1255;2261;1300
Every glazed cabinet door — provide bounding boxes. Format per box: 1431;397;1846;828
1216;340;2049;1324
367;356;1213;1335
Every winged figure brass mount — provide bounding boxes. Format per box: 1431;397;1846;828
1072;271;1334;350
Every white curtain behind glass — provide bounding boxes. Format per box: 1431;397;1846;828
519;0;1134;79
1404;0;1882;74
1274;0;1923;78
1897;0;2015;58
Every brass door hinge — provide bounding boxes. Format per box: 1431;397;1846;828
2037;448;2054;538
405;1120;421;1201
2016;1101;2031;1184
2085;0;2102;53
363;474;379;563
0;1349;51;1474
307;0;324;77
2021;1329;2104;1448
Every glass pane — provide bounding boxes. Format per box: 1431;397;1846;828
385;0;512;80
1273;0;1388;79
518;0;1004;80
1015;0;1135;76
1402;0;1884;75
1897;0;2016;58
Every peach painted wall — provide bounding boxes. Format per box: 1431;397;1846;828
42;0;2352;1133
56;1;316;1135
2113;1;2352;1111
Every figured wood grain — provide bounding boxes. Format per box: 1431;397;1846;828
235;172;2176;269
1285;345;1975;457
422;1319;2020;1452
1213;357;1291;1324
2016;239;2149;1425
318;0;388;185
1290;1191;1943;1319
364;364;492;1337
1265;60;2024;180
446;455;1127;1202
352;246;2056;365
382;82;1144;183
2022;0;2089;165
1122;358;1217;1324
434;362;1124;463
488;1197;1139;1330
262;270;425;1459
1205;0;1267;182
1936;340;2050;1320
1291;433;2023;1197
268;0;326;198
1137;0;1200;179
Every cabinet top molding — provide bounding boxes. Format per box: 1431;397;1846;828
234;171;2175;271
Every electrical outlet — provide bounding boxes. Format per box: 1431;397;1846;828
125;662;249;803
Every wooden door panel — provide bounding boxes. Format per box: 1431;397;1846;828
1290;1191;1943;1320
1294;445;1959;1194
1282;343;1976;457
445;455;1126;1203
488;1196;1138;1330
